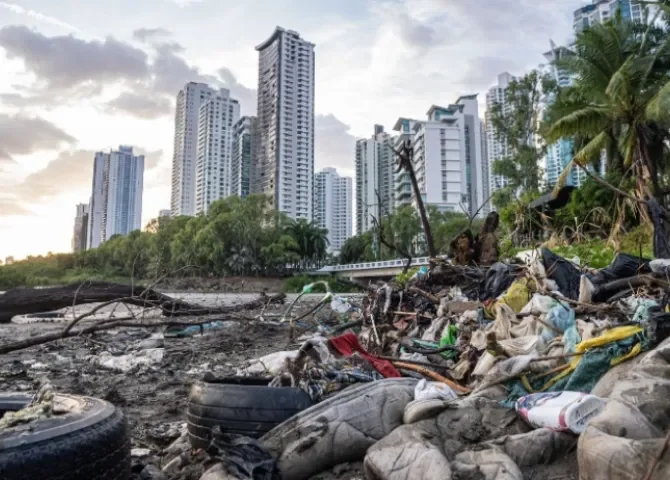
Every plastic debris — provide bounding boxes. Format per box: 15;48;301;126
90;348;165;373
414;379;457;402
515;391;606;434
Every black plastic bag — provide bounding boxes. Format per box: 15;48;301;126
541;248;581;300
587;253;651;286
479;263;520;301
649;198;670;259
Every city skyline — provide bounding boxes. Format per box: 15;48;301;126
0;0;577;259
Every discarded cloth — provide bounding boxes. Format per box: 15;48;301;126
414;379;457;402
262;379;416;480
328;332;401;378
207;428;280;480
298;364;383;402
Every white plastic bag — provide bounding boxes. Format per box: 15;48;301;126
414;379;457;402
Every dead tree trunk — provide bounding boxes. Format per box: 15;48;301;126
0;282;283;323
395;142;436;258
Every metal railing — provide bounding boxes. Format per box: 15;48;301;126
317;256;431;273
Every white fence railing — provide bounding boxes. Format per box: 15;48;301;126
317;257;431;273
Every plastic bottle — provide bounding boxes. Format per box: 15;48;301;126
515;391;606;434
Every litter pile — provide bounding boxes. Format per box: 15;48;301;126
205;247;670;479
4;245;670;479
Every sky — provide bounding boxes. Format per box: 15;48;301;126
0;0;578;260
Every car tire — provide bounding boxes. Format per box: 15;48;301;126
187;377;313;449
0;393;130;480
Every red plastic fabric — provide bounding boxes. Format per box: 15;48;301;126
328;332;401;378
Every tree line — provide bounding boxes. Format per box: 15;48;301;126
0;195;329;289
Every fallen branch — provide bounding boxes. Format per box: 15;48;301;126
0;314;256;355
378;355;453;372
593;275;670;303
392;360;471;394
0;282;285;323
407;286;440;305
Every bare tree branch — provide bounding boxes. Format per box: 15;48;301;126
393;141;436;258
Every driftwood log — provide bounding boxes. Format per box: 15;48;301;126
0;281;284;323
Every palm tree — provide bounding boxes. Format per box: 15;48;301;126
545;11;670;204
285;219;329;270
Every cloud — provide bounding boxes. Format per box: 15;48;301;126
150;42;218;94
0;196;30;216
0;113;76;162
0;24;257;118
15;150;97;201
373;4;446;54
315;114;357;173
133;27;172;43
0;1;79;32
106;91;173;119
13;148;163;203
455;57;524;92
218;67;257;115
168;0;204;7
0;25;149;91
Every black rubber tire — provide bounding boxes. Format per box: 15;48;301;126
0;393;130;480
187;377;313;449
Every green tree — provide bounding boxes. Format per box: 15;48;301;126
338;233;372;264
490;70;554;210
545;12;670;204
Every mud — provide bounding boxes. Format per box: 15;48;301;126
0;296;366;479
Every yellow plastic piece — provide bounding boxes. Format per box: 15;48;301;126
538;325;644;392
484;279;531;318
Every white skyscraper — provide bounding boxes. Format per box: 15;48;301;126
391;98;487;217
314;168;352;253
255;27;315;221
194;89;240;215
355;125;396;234
171;82;218;216
574;0;644;33
410;97;486;215
486;72;516;194
88;146;144;249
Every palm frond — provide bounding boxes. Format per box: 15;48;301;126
606;58;633;106
546;106;611;143
554;159;576;191
574;131;609;166
646;78;670;122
